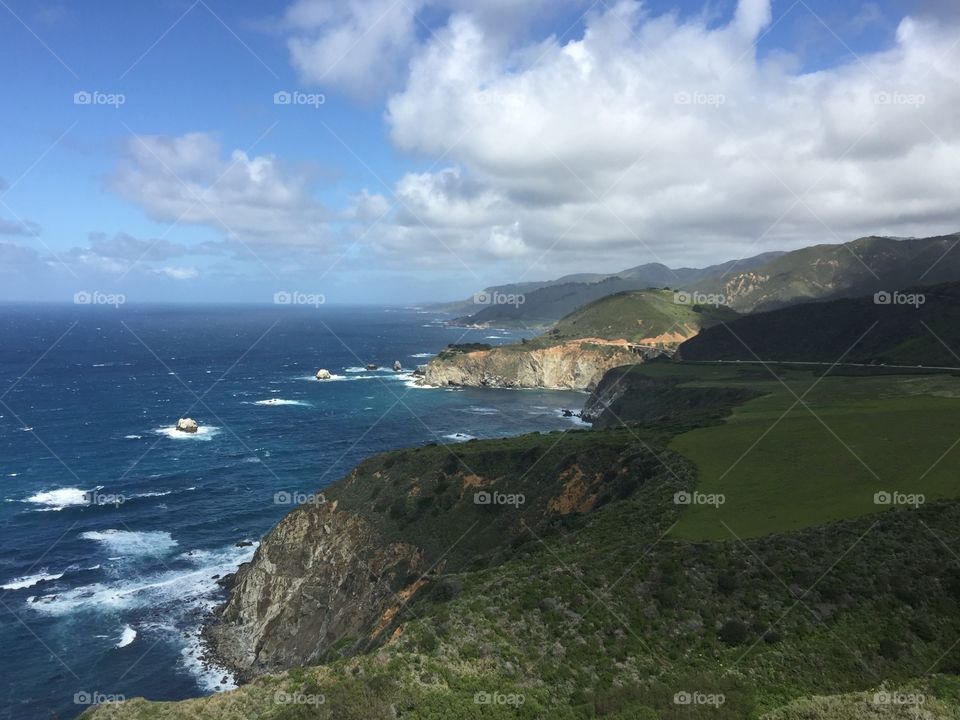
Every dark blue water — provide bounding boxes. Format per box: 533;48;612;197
0;304;587;719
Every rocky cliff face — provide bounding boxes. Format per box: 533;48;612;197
205;498;429;680
423;339;637;390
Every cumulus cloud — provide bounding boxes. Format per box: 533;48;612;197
108;133;330;246
357;0;960;271
282;0;559;100
157;265;200;280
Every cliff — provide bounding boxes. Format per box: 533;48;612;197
422;338;638;390
203;431;664;680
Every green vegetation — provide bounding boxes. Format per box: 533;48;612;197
679;281;960;366
86;360;960;719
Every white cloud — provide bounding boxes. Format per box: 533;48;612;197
157;265;200;280
353;0;960;272
109;132;330;246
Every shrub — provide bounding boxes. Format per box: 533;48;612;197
718;620;750;646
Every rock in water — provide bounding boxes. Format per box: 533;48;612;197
315;369;332;380
176;417;199;433
393;360;402;371
366;363;378;370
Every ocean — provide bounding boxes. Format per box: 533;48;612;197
0;304;588;719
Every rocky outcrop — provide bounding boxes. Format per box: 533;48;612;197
393;360;402;371
176;417;198;433
205;499;429;680
422;339;638;390
315;369;332;380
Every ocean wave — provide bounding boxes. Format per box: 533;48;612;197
1;569;65;590
409;352;435;358
80;529;178;558
116;624;137;648
461;406;500;415
27;543;256;615
154;425;220;441
443;432;476;442
124;434;142;440
252;398;310;407
24;486;102;511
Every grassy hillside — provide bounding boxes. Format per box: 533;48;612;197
679;281;960;366
518;289;738;350
583;362;960;539
87;365;960;720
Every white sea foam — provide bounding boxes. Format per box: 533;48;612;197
80;529;178;558
154;425;220;440
1;570;65;590
409;352;434;358
253;398;310;407
124;434;142;439
443;433;476;442
24;487;100;511
116;625;137;648
461;406;499;415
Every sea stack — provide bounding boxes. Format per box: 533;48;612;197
315;369;332;380
393;360;402;371
176;417;199;433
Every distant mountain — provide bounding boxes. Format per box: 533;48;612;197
436;233;960;327
442;253;781;326
694;234;960;312
678;281;960;367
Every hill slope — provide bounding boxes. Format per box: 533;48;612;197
423;290;735;389
678;281;960;366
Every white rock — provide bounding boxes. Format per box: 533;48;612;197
315;369;332;380
176;417;199;433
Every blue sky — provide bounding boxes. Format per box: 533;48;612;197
1;0;958;304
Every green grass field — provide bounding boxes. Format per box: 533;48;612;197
666;365;960;539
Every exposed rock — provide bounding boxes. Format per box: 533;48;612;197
315;369;332;380
393;360;402;371
205;500;429;680
176;417;198;433
422;339;638;390
366;363;378;370
235;540;253;547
